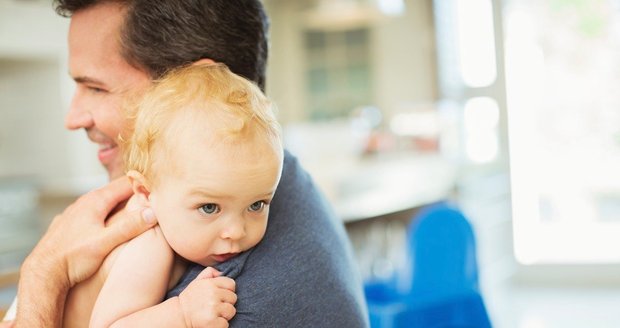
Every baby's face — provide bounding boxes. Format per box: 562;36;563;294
147;118;282;266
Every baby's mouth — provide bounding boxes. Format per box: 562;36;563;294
212;253;238;262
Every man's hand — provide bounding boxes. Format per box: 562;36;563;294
15;177;157;327
23;176;157;287
178;267;237;328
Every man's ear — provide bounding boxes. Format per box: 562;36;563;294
127;170;151;206
192;58;216;66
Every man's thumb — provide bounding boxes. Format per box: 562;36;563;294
140;207;157;225
105;207;157;249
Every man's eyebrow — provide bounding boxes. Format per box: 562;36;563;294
73;75;106;86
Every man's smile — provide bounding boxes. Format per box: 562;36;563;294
87;129;119;166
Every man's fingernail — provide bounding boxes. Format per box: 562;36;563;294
142;208;156;224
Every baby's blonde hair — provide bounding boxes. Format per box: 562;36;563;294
120;63;281;181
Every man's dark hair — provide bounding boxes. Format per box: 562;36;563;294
54;0;269;91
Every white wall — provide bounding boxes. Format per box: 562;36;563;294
372;0;437;117
0;1;65;59
264;0;438;124
0;1;106;194
0;60;67;181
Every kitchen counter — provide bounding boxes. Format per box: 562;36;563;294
301;152;457;222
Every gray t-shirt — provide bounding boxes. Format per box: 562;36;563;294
166;150;369;327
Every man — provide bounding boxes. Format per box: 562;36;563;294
7;0;368;327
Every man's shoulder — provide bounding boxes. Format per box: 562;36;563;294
279;149;307;187
230;149;369;327
269;149;334;231
272;149;325;211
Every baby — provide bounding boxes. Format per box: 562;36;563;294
63;63;283;327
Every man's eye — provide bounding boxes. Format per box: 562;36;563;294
88;86;106;94
248;201;266;212
199;203;220;215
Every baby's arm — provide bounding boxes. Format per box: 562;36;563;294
90;226;237;328
89;226;175;327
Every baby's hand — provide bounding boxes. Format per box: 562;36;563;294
178;267;237;328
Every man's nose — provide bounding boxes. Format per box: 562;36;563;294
220;216;247;240
65;92;93;130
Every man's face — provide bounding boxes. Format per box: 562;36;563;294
67;3;151;179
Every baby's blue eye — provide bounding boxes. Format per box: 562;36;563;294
199;203;220;215
249;201;265;212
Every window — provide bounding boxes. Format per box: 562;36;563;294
304;28;373;120
434;0;502;166
505;0;620;264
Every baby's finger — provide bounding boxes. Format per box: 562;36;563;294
218;289;238;305
212;276;236;291
218;302;237;321
197;266;221;279
212;317;229;328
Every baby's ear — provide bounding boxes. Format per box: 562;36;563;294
127;170;151;206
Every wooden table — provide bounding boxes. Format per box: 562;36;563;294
0;270;18;290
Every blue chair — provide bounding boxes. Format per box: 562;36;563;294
365;202;492;328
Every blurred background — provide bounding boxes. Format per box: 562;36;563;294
3;0;620;326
